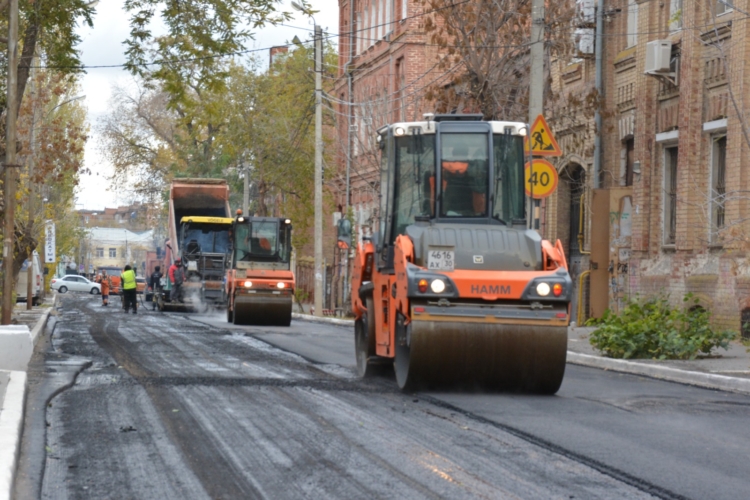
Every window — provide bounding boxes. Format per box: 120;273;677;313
391;134;436;239
664;146;679;245
440;133;489;218
626;0;638;47
402;0;407;20
385;0;392;34
711;136;727;238
234;221;287;263
377;0;383;39
492;134;526;223
716;0;733;16
96;248;104;258
670;0;682;30
623;138;635;186
109;248;117;258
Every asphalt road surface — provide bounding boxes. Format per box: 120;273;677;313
15;295;750;499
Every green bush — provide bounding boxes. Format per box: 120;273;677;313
588;294;736;360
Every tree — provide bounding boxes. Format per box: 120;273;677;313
420;0;575;120
101;40;338;251
119;0;297;181
0;0;95;127
12;72;88;280
217;43;337;249
0;0;94;289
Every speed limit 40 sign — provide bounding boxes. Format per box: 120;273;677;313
524;159;559;199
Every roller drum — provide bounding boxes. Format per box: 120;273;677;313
395;320;567;393
233;294;292;326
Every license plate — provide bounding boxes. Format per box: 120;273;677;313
428;249;455;271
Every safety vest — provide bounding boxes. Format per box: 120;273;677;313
121;269;137;290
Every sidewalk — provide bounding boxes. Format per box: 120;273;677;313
0;302;53;500
566;326;750;395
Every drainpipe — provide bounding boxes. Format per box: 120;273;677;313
593;0;604;188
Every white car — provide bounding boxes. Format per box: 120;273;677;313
51;275;101;295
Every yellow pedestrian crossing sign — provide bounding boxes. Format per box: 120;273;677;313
524;114;562;157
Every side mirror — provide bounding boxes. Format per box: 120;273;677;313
337;219;352;249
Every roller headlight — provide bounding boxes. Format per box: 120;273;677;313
417;279;429;293
430;279;446;294
244;280;253;288
394;126;406;136
276;282;286;289
536;282;551;296
553;283;563;297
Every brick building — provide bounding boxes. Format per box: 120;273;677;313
334;0;750;331
334;0;445;236
544;0;750;331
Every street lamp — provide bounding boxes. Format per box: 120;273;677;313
292;1;324;317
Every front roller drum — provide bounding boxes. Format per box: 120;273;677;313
233;294;292;326
395;320;568;394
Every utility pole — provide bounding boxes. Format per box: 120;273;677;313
2;0;19;324
528;0;544;231
290;1;324;316
313;24;324;317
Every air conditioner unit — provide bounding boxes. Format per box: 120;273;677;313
575;28;594;55
645;40;672;74
576;0;595;25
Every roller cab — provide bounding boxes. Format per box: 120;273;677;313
351;115;571;393
225;216;294;326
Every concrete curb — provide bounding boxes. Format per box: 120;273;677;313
29;307;52;345
567;352;750;396
293;314;750;395
0;370;27;500
0;305;53;500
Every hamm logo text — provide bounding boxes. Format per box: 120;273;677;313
471;285;510;295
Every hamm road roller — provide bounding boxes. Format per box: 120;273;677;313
351;114;572;393
225;215;295;326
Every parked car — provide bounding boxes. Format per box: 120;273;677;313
50;275;101;295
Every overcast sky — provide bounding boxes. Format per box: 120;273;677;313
74;0;339;210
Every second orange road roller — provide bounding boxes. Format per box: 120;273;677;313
225;214;295;326
351;114;572;393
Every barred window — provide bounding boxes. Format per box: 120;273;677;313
664;146;678;245
711;136;727;239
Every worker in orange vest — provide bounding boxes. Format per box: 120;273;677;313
97;271;112;306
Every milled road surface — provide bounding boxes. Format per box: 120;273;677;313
16;295;750;499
